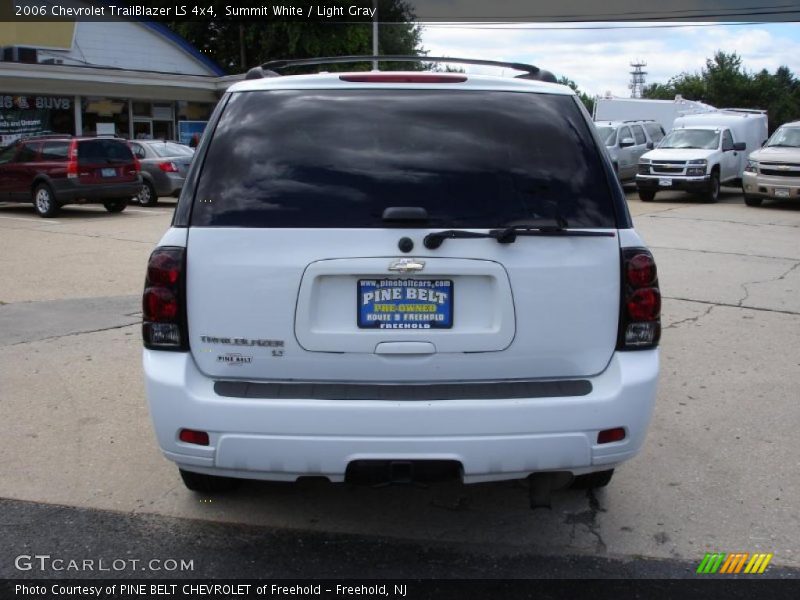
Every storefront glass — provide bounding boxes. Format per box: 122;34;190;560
0;94;74;145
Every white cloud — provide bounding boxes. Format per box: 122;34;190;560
419;22;800;97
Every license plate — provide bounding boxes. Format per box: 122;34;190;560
775;187;790;198
658;178;672;187
358;279;453;329
101;168;116;177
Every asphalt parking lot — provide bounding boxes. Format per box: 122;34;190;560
1;190;799;577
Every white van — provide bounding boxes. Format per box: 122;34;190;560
636;110;768;202
142;56;661;504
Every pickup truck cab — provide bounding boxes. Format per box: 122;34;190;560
636;111;767;203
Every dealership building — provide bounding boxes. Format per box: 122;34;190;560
0;19;239;145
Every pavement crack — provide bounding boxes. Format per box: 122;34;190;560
0;225;153;245
664;296;800;317
8;321;140;346
648;245;799;261
585;489;608;553
663;303;716;329
737;261;800;307
647;214;799;228
563;489;607;554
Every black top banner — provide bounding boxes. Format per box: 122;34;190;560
3;0;800;22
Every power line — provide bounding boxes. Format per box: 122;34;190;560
409;5;800;23
416;21;774;31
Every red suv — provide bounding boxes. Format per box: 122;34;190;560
0;136;142;217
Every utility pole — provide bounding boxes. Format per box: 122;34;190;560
629;60;647;98
372;0;378;70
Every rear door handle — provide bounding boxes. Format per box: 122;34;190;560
375;341;436;355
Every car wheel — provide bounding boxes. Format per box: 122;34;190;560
136;180;158;207
704;172;720;203
179;469;241;493
32;183;60;218
744;196;763;207
571;469;614;489
103;200;127;213
638;190;655;202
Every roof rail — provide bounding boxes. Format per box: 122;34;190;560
623;119;655;123
718;108;768;115
244;55;557;83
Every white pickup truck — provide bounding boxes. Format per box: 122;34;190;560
636;110;768;202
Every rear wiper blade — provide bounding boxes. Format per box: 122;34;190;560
423;223;615;249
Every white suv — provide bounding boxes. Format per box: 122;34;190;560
142;57;660;502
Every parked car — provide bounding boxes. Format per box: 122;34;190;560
742;120;800;206
595;120;663;182
636;110;768;202
143;57;661;501
0;135;141;217
129;140;194;206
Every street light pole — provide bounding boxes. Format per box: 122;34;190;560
372;0;378;70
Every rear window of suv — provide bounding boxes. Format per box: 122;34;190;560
191;90;617;229
78;139;134;164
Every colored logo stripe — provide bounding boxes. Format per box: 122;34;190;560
697;552;773;574
697;553;726;574
744;553;773;574
720;553;748;573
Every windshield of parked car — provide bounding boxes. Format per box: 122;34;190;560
595;126;616;146
191;90;617;229
659;129;720;150
765;127;800;148
150;142;194;157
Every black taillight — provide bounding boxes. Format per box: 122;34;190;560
143;246;188;351
618;247;661;350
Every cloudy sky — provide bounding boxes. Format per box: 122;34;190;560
419;22;800;97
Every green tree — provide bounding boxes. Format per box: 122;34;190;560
165;0;422;74
643;51;800;132
557;76;595;114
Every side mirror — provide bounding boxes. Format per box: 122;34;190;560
646;141;654;150
619;137;635;148
733;142;746;152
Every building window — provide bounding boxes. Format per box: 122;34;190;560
82;97;129;138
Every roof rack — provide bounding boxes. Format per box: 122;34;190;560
245;55;557;83
622;119;656;123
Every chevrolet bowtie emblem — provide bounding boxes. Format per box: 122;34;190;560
388;259;425;273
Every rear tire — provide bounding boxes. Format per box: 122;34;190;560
136;180;158;207
703;172;720;203
744;196;763;207
179;469;241;493
571;469;614;489
638;190;655;202
33;183;60;218
103;200;127;213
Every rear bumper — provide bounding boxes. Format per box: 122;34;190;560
143;350;659;483
52;179;142;204
636;174;711;193
742;172;800;199
150;172;185;197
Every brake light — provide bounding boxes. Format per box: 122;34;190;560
133;157;141;172
158;161;178;173
66;140;78;179
143;247;187;350
618;248;661;349
339;73;467;83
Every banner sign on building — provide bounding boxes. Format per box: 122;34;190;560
0;94;73;145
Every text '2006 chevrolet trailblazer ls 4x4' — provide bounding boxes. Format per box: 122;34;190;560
142;57;661;506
